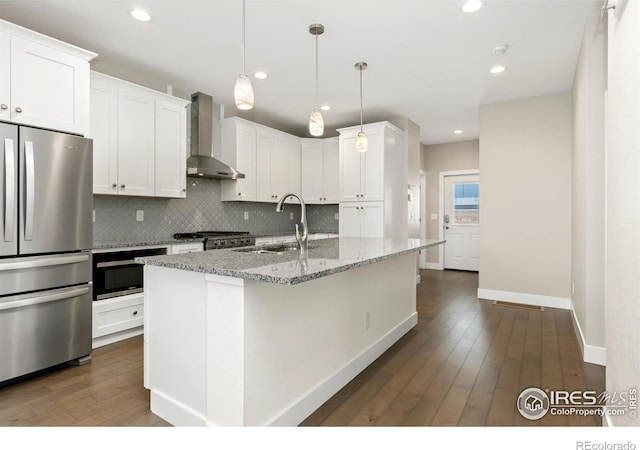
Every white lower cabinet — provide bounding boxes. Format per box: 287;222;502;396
92;293;144;349
339;202;384;238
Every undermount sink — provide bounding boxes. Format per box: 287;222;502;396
234;243;316;254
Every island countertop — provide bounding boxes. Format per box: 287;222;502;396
136;237;444;285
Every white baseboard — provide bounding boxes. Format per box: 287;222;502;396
266;312;418;426
424;263;443;271
570;307;606;366
92;326;143;349
477;288;572;310
151;389;207;427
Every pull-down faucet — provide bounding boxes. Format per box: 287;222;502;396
276;193;308;256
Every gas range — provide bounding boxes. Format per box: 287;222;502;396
173;231;255;250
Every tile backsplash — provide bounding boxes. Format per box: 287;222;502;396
93;178;338;241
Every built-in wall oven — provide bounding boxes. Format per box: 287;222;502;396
93;248;167;301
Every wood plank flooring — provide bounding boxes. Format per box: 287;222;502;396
0;269;605;427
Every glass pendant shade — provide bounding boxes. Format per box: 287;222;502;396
309;109;324;137
356;131;368;152
234;74;254;110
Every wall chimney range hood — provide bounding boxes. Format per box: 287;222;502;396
187;92;245;180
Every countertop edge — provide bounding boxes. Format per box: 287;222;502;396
137;239;444;285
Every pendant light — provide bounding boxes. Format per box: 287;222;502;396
355;62;368;152
308;23;325;137
234;0;254;110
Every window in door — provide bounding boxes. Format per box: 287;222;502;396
453;183;479;225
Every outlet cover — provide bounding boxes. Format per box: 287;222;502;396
244;211;249;220
290;212;294;220
136;210;144;222
334;213;339;220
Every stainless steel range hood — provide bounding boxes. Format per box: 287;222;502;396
187;92;244;180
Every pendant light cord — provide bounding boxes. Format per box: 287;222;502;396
242;0;246;75
315;32;319;108
359;67;363;132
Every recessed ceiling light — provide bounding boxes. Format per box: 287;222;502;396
254;71;268;80
462;0;483;13
130;9;151;22
490;65;507;74
320;104;331;111
492;44;509;56
454;130;463;134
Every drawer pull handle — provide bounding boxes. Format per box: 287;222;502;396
133;310;138;316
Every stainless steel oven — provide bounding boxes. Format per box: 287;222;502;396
92;248;167;301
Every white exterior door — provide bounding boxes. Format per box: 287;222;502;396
444;174;480;271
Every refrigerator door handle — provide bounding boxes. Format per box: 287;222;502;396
0;285;90;312
24;141;35;241
3;138;15;242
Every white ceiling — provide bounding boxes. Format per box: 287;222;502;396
0;0;602;145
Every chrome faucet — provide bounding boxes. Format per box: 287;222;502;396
276;193;308;256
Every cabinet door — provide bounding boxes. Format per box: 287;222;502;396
10;37;89;135
361;202;384;238
256;130;274;202
155;99;187;198
117;88;155;196
301;140;324;204
288;139;301;198
339;134;363;202
90;79;118;194
338;203;363;237
0;34;10;122
235;123;257;201
323;137;339;203
362;130;384;202
272;134;291;201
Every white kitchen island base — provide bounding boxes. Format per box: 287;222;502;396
143;251;418;427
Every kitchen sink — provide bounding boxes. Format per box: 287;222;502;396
234;243;316;254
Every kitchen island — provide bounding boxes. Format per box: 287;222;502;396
137;237;443;426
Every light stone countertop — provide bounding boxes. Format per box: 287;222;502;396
93;237;203;250
136;237;444;285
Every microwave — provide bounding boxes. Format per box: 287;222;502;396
92;248;167;301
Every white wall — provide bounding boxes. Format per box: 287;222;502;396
571;16;606;364
478;92;572;306
421;140;479;265
605;0;640;426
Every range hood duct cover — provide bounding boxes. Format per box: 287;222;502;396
187;92;245;180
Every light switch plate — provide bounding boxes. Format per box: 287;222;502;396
430;213;438;220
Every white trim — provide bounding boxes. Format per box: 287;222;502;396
425;263;444;271
570;307;607;366
265;312;418;427
415;275;421;284
91;326;143;349
151;390;208;427
477;288;572;310
419;171;428;269
438;169;480;270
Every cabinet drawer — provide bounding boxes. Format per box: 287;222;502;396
92;294;144;338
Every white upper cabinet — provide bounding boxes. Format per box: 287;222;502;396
301;136;339;204
155;99;187;198
221;117;301;203
90;71;189;198
338;121;406;239
221;117;257;201
0;20;96;135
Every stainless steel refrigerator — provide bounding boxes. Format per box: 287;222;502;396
0;123;93;384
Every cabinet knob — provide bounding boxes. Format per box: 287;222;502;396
14;107;23;113
238;192;242;196
0;104;7;110
121;184;126;189
182;188;186;192
112;183;117;189
133;310;138;316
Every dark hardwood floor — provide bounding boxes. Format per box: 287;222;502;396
0;269;605;427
